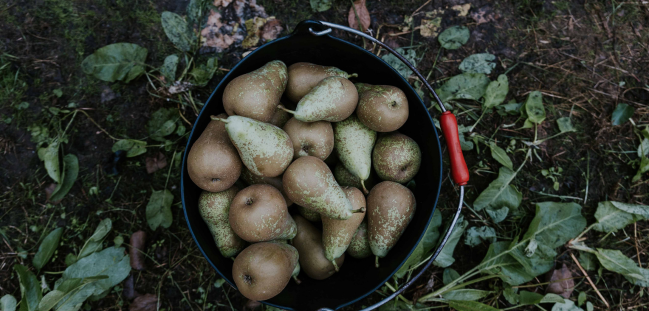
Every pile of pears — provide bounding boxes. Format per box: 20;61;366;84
188;60;423;302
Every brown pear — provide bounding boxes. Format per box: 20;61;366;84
355;83;409;132
187;113;242;192
268;102;294;128
198;187;246;258
232;242;298;301
286;62;357;103
292;215;344;280
229;184;297;242
347;221;372;259
240;166;293;207
283;117;334;160
367;181;416;262
372;132;421;183
297;205;321;222
333;162;377;192
322;187;366;265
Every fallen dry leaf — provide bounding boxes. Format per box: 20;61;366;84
145;152;167;174
123;274;140;301
471;5;495;25
168;81;193;94
451;4;471;17
348;0;371;32
213;0;233;7
201;10;243;52
242;17;267;49
130;231;147;271
420;17;442;37
45;183;63;204
382;31;401;49
130;294;158;311
261;17;282;41
546;263;575;298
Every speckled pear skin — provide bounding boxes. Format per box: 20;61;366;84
367;181;416;258
322;187;366;262
373;132;422;184
355;83;409;132
268;102;293;128
223;60;288;122
198;187;246;258
292;215;345;280
232;242;298;301
334;114;377;181
188;113;242;192
347;221;372;259
293;76;358;122
283;156;354;220
223;115;294;177
286;62;356;103
240;166;293;207
297;205;321;222
283;117;334;161
228;184;297;242
333;162;377;192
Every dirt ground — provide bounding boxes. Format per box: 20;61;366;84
1;0;648;310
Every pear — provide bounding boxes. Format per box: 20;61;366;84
333;162;377;192
229;184;297;242
355;83;409;132
198;187;246;258
367;181;416;265
223;60;287;122
283;156;360;220
283;117;334;161
333;114;377;193
292;215;344;280
373;132;421;183
286;62;357;103
268;102;294;128
213;115;293;177
281;76;358;122
187;113;242;192
347;221;371;259
232;242;298;301
240;166;293;207
322;187;366;268
297;205;321;222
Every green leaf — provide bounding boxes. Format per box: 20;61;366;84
161;12;194;52
552;300;583;311
310;0;332;12
541;293;567;304
81;43;147;83
473;167;522;222
112;139;147;157
458;125;474;151
33;227;63;270
38;142;61;183
14;265;41;311
434;215;468;268
480;241;535;285
147;108;179;141
146;190;174;230
382;48;418;79
519;291;544;305
442;289;492;301
459;53;496;74
496;102;522;116
556;117;576;133
592;201;647;233
464;226;497;247
638;138;649;158
78;219;112;260
58;247;131;297
611;103;634;126
485;207;509;224
448;301;499;311
525;91;545;124
186;0;206;27
594;248;649;286
579;251;597;271
160;54;179;84
49;154;79;202
443;268;461;285
577;292;586;306
483;74;509;109
1;295;17;311
632;155;649;182
378;300;412;311
395;209;442;278
436;73;490;103
438;25;470;50
610;201;649;218
189;57;218;87
503;287;518;304
489;142;513;170
38;278;103;311
53;89;63;98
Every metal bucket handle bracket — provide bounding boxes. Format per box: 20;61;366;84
309;21;469;311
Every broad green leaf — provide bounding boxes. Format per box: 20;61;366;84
146;190;174;230
519;290;544;305
577;292;586;306
112;139;147;157
38;278;104;311
436;73;490;103
458;125;474;151
579;251;597;271
464;226;497;247
38;142;61;183
525;91;545;124
395;209;442;278
434;215;468;268
638;138;649;158
473;167;522;222
161;12;194;52
310;0;332;12
541;293;567;304
594;248;649;286
14;265;41;311
33;227;63;270
186;0;206;27
189;57;218;87
486;207;509;224
438;25;470;50
480;241;535;285
610;201;649;218
382;48;418;79
483;74;509;109
592;201;647;233
49;154;79;202
442;289;492;301
1;295;17;311
459;53;496;74
160;54;179;84
147;108;179;141
557;117;576;133
552;300;583;311
632;155;649;183
489;142;513;169
378;300;412;311
503;287;518;304
611;103;634;126
59;247;131;297
448;301;499;311
586;302;593;311
496;102;522;116
443;268;461;285
175;124;186;136
81;43;147;83
78;218;112;260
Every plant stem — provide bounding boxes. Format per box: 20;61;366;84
165;150;177;190
469;109;487;132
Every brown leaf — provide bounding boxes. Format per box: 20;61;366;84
213;0;233;7
130;294;158;311
545;263;575;298
261;18;283;41
412;273;435;304
145;152;167;174
200;10;244;52
471;5;495;25
348;0;371;32
45;183;63;204
243;299;262;311
130;231;147;271
123;274;140;301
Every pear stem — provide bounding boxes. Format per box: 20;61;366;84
210;115;229;123
348;73;359;78
351;207;366;214
293;276;302;284
375;256;380;268
360;180;369;194
277;105;295;115
332;260;339;272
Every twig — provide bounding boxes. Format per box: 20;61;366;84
585;151;590;204
412;0;432;16
77;109;118;140
569;252;610;308
635;222;642;267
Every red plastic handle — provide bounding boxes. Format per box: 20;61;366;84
440;111;469;186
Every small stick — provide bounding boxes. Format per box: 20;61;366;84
351;207;366;214
570;252;609;308
210;115;229;123
375;256;380;268
278;104;295;115
635;222;642;267
332;260;339;272
360;180;369;194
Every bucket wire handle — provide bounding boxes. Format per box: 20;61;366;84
310;22;469;311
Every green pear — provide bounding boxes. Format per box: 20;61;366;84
373;132;421;183
292;215;344;280
213;115;293;177
286;62;357;103
347;220;371;259
333;114;377;193
297;205;321;222
322;187;366;267
281;76;358;122
333;162;377;192
198;187;246;258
